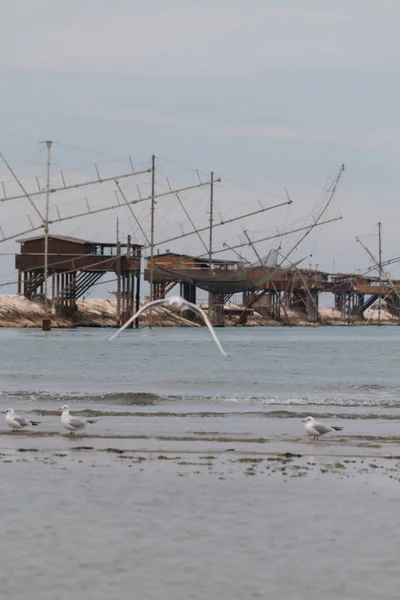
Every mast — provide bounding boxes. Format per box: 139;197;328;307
208;171;214;270
208;172;214;320
356;229;400;323
149;154;155;328
378;221;382;326
116;217;121;324
44;140;52;316
154;197;291;252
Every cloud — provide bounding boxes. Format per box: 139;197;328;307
1;0;399;76
1;0;400;288
90;105;400;153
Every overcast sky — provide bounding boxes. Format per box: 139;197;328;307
1;0;400;296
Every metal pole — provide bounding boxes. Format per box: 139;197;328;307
0;167;151;203
208;172;214;270
44;140;52;317
116;218;121;325
208;172;214;320
150;197;290;251
149;155;155;328
378;221;382;326
135;251;141;329
0;175;222;246
127;234;132;320
174;191;208;254
195;216;342;260
243;230;263;265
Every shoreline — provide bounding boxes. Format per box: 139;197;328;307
0;294;397;328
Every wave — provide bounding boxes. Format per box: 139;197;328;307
1;390;167;405
323;382;400;393
219;395;400;408
3;390;400;409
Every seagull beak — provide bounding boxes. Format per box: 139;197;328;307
301;419;306;422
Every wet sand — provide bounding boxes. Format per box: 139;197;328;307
1;429;400;600
2;411;400;600
3;407;400;457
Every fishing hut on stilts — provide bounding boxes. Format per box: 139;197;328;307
15;234;142;326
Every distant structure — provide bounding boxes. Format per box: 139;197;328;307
14;236;400;327
144;252;240;325
15;234;142;325
144;252;400;325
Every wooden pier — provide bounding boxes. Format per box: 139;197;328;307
15;234;142;325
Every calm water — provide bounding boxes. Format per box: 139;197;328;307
1;326;400;599
1;325;400;406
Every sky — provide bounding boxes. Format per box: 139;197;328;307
1;0;400;297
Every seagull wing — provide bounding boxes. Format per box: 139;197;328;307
312;421;333;435
183;300;227;357
109;299;166;341
14;416;30;427
69;417;85;430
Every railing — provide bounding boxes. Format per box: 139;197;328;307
146;261;237;271
16;254;141;272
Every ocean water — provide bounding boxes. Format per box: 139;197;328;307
1;326;400;599
1;325;400;408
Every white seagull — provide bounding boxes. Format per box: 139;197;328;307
108;295;227;357
4;408;41;432
301;415;343;440
59;404;95;435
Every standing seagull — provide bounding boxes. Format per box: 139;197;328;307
4;408;41;432
108;295;227;357
59;405;95;435
301;416;343;440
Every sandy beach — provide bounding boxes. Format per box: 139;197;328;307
0;293;397;327
1;422;400;600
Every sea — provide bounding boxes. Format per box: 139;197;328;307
0;326;400;599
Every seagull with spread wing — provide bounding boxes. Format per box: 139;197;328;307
108;296;227;357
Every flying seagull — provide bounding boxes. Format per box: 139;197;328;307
301;415;343;440
4;408;41;432
59;404;96;435
108;296;227;357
